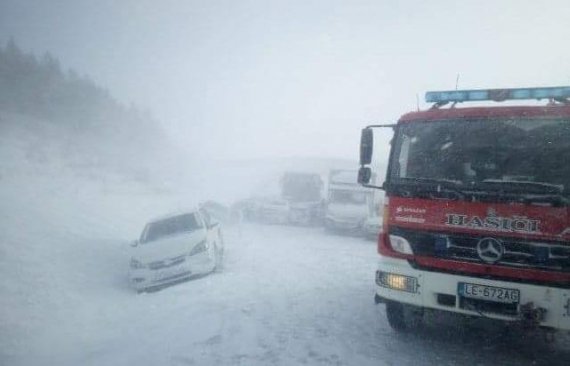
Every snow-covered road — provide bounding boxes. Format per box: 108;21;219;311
3;215;570;365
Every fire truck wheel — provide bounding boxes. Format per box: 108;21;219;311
386;301;423;332
386;301;408;331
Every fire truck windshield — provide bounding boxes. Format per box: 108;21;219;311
389;118;570;198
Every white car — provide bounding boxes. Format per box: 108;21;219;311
129;208;224;292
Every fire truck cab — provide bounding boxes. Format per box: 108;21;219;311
358;86;570;332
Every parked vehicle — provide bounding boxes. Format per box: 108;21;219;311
231;197;260;222
256;197;290;224
359;86;570;332
324;170;371;234
200;200;231;224
280;172;324;225
129;208;224;292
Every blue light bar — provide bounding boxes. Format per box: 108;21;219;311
425;86;570;103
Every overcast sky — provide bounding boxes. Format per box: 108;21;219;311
2;0;570;161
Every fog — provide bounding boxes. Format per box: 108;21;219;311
2;1;570;365
3;0;570;161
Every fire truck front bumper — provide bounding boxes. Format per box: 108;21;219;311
375;256;570;331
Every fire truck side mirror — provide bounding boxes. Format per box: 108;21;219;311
360;128;373;166
357;167;372;185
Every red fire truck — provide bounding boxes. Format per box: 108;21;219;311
358;86;570;332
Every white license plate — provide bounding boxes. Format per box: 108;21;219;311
458;282;520;303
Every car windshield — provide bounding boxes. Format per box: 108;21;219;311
141;213;202;243
390;119;570;195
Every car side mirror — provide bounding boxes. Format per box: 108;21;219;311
130;240;139;248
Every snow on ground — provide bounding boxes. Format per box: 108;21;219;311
2;194;570;366
1;118;569;365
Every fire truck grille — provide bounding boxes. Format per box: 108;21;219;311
391;227;570;273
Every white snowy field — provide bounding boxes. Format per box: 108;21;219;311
1;116;569;365
2;184;570;366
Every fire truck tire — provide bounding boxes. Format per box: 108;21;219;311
386;301;408;331
386;301;423;332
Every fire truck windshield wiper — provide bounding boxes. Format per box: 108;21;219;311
474;180;569;205
395;177;468;199
479;179;564;194
519;194;570;206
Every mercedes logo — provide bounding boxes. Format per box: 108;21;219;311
476;237;504;263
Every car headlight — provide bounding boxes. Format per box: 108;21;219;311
189;240;208;256
130;258;145;269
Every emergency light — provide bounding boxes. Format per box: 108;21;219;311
425;86;570;104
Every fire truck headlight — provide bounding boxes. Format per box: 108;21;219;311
389;235;414;255
376;271;418;293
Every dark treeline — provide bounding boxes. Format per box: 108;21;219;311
0;38;170;179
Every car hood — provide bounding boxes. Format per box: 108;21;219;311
134;230;206;263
